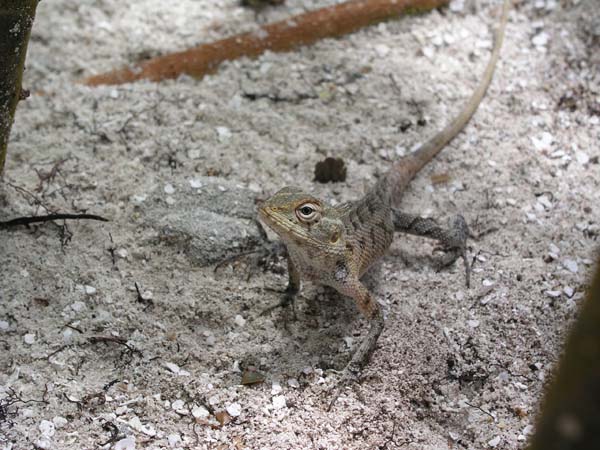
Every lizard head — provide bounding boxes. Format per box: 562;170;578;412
258;186;346;252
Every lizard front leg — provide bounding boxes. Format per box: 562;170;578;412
328;278;384;410
261;255;300;317
392;210;471;287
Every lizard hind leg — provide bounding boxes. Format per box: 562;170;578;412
392;209;471;287
328;279;385;410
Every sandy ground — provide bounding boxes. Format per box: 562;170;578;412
1;0;599;449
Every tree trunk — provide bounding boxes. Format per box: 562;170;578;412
528;260;600;450
0;0;38;175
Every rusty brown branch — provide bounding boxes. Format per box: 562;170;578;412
83;0;449;86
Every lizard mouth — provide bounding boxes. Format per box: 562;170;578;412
258;206;320;247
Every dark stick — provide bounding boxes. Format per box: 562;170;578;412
0;213;109;229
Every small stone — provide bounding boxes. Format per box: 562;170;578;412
288;378;300;388
24;333;36;345
422;46;435;58
482;279;494;287
189;178;203;189
39;420;55;437
226;402;242;417
564;286;575;297
163;361;189;376
374;44;390;57
563;259;578;273
576;151;590;165
545;290;562;298
84;285;97;295
114;436;136;450
234;314;246;327
116;248;129;259
0;320;9;331
206;335;216;346
52;417;68;429
71;301;86;312
172;399;185;411
532;31;549;47
271;382;282;395
187;148;201;159
531;132;553;150
216;126;232;142
192;405;210;418
488;436;501;447
343;336;354;349
467;320;480;328
537;195;552;209
272;395;287;409
549;243;560;254
167;434;181;448
164;183;175;195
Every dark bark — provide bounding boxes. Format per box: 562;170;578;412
0;0;38;175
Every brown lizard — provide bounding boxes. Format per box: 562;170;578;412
258;0;509;408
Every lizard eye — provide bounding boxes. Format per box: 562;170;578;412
295;203;320;223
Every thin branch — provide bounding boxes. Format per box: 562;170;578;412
0;213;109;229
83;0;448;86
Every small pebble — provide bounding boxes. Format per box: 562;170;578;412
563;260;578;273
114;436;136;450
343;336;354;349
0;320;9;331
467;320;480;328
288;378;300;389
52;417;68;429
116;248;129;259
39;420;55;438
24;333;36;345
84;285;97;296
532;31;549;47
189;178;203;189
563;286;574;297
374;44;390;57
488;436;501;447
71;301;86;312
531;132;553;150
187;149;201;159
192;405;210;419
226;402;242;417
545;290;562;298
271;382;282;395
234;314;246;327
272;395;287;409
164;183;175;195
216;126;232;141
167;434;181;448
576;151;590;165
172;399;185;411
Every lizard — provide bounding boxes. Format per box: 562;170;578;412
257;0;510;408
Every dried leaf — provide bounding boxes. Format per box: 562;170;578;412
215;410;232;426
241;369;265;386
430;172;451;185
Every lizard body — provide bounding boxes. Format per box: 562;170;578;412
258;0;509;407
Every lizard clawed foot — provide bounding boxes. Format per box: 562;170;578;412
213;240;287;280
326;363;364;411
260;285;298;320
432;215;471;288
